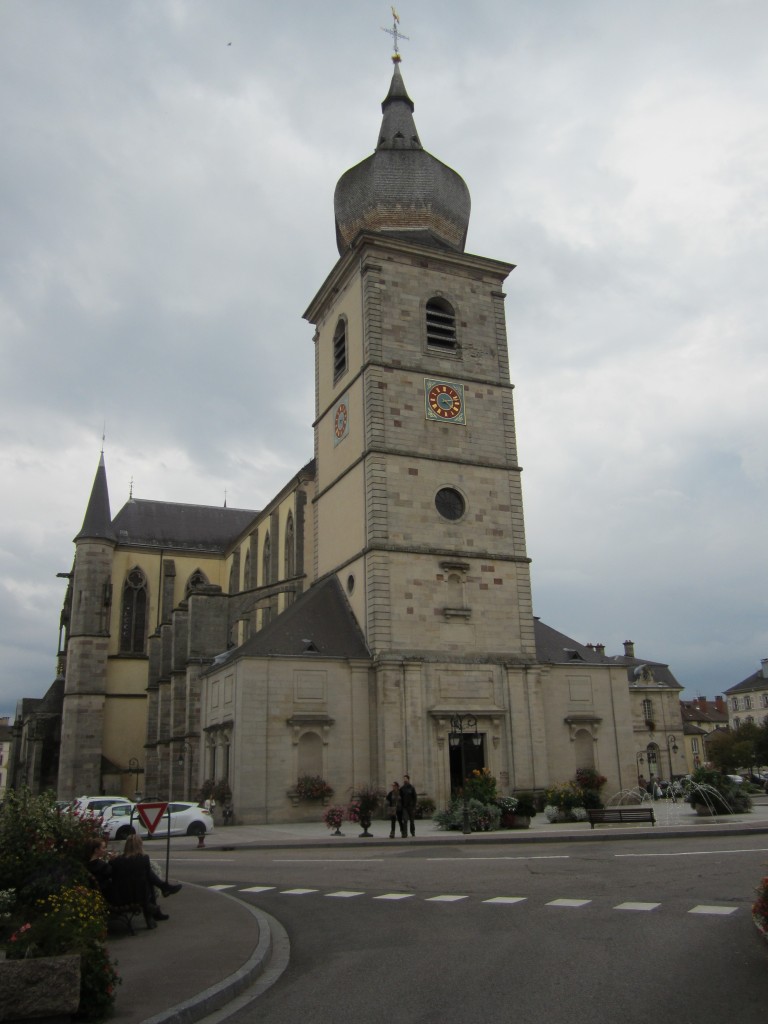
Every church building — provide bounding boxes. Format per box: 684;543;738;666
52;54;682;819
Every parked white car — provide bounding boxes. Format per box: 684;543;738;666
102;801;214;841
72;796;132;818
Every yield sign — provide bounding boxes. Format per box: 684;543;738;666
136;802;168;834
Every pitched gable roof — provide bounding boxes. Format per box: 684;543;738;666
211;576;370;666
112;499;257;554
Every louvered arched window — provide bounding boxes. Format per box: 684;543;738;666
426;297;457;350
333;318;347;383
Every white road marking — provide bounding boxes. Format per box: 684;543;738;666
326;891;365;898
614;901;660;911
207;884;236;890
373;893;415;901
280;888;319;895
689;905;738;915
615;847;768;858
273;858;385;863
547;898;591;907
483;896;527;905
425;894;469;902
240;886;275;893
427;855;569;862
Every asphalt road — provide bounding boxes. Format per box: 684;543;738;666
172;836;768;1024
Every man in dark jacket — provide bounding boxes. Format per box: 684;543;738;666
400;774;417;837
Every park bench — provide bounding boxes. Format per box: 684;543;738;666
586;806;655;829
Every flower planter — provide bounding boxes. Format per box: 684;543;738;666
509;814;531;829
0;953;81;1022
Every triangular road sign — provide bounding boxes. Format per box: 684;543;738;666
136;802;168;834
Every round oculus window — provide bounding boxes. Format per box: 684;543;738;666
435;487;465;521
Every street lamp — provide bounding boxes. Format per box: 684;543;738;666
127;757;142;801
449;713;482;835
667;734;679;780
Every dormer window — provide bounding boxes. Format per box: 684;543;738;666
333;318;347;383
426;297;457;350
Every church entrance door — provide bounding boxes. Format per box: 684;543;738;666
449;735;486;795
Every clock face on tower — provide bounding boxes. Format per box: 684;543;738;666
333;393;350;446
425;378;465;424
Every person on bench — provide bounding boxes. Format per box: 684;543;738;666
116;834;182;928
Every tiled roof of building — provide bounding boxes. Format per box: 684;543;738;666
724;663;768;694
533;619;680;687
112;499;257;554
212;576;370;665
534;619;610;664
680;699;728;726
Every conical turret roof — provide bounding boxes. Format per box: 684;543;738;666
74;453;116;543
333;62;471;254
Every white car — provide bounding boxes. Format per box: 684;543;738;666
72;796;132;818
102;801;214;841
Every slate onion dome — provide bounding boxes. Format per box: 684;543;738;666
333;60;471;255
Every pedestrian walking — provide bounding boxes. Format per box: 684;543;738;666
400;774;417;837
386;781;402;838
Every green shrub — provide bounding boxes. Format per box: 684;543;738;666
1;791;121;1021
415;797;435;819
462;768;497;804
434;798;501;832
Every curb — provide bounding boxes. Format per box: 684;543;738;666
140;888;271;1024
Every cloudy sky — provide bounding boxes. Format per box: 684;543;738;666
2;0;766;719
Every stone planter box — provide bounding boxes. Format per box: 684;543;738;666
0;953;81;1022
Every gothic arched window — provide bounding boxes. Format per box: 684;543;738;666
263;534;272;587
284;514;295;578
333;318;347;383
185;569;208;596
244;550;251;589
425;297;457;350
119;567;148;653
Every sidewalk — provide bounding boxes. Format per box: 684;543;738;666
112;794;768;1024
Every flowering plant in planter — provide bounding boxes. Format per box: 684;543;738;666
347;785;383;822
323;805;345;833
295;775;334;801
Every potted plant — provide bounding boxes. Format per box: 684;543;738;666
294;775;333;802
510;792;537;828
323;805;345;836
347;785;383;837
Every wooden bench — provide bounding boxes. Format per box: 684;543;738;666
586;806;655;829
107;901;145;935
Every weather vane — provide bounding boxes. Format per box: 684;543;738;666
381;6;409;63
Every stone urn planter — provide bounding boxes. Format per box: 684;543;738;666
509;814;531;829
0;953;81;1022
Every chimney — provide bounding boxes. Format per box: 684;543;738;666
761;659;768;679
623;640;635;658
714;696;726;714
595;643;605;657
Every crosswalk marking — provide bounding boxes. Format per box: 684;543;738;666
614;901;660;911
425;894;468;902
689;905;738;915
221;882;746;918
547;898;591;908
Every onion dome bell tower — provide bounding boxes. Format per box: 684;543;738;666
333;60;471;254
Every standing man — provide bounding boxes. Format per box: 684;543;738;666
400;774;417;837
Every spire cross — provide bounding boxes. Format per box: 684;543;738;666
381;6;409;62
